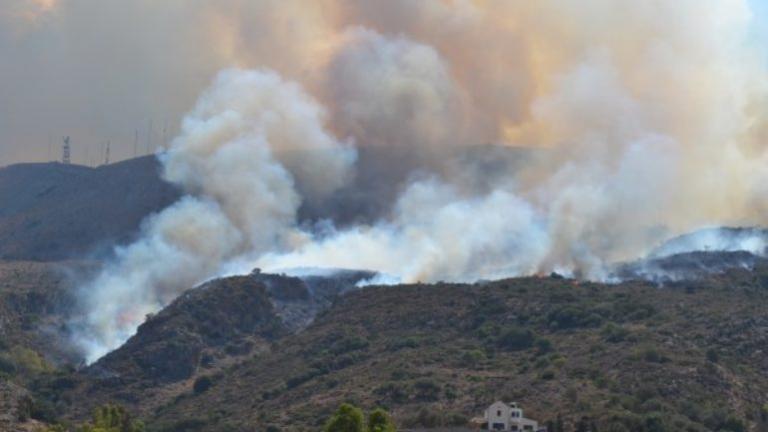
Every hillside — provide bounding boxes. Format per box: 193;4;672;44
0;157;179;261
28;263;766;432
44;270;373;422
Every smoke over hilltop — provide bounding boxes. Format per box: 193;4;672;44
42;0;768;362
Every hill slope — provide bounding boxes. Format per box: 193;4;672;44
42;265;768;432
0;157;179;261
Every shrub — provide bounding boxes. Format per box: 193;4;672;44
413;379;441;402
367;408;396;432
643;412;669;432
461;349;486;367
719;416;746;432
706;348;719;363
602;323;630;343
30;398;58;423
446;412;468;426
497;326;534;351
534;338;553;354
77;404;145;432
9;346;51;375
193;375;213;394
539;369;556;380
0;355;16;375
324;403;365;432
331;335;370;355
414;408;441;428
374;382;409;404
388;337;419;351
641;347;665;363
547;306;603;330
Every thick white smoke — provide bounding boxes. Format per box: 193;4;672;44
67;0;768;361
73;69;354;362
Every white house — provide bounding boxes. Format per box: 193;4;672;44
483;401;542;432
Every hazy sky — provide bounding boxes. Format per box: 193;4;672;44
0;1;227;166
1;0;767;167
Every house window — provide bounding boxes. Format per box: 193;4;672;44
497;410;502;417
492;423;505;430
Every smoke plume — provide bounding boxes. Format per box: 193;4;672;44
44;0;768;361
72;69;354;362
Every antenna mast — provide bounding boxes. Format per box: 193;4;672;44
104;140;111;165
146;120;153;155
62;136;71;164
133;129;139;158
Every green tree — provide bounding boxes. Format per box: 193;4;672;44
324;403;365;432
368;408;396;432
77;404;145;432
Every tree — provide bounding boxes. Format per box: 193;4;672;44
324;403;365;432
368;408;396;432
554;413;565;432
77;404;145;432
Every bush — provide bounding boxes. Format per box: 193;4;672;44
446;412;468;426
413;379;441;402
193;375;213;394
374;382;409;404
461;349;486;367
77;404;145;432
640;347;666;363
547;306;603;330
643;412;669;432
718;416;746;432
157;418;208;432
497;326;534;351
30;398;58;423
0;355;16;375
539;369;556;380
330;335;370;355
602;323;630;343
367;408;396;432
535;338;553;354
388;337;419;351
324;403;365;432
414;408;441;428
9;346;51;375
706;348;719;363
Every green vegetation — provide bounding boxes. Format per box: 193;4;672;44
367;408;396;432
4;262;768;431
322;404;397;432
45;404;145;432
324;403;365;432
0;345;53;376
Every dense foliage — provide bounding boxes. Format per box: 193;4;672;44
323;404;396;432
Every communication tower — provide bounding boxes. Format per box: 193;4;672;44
62;136;71;164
